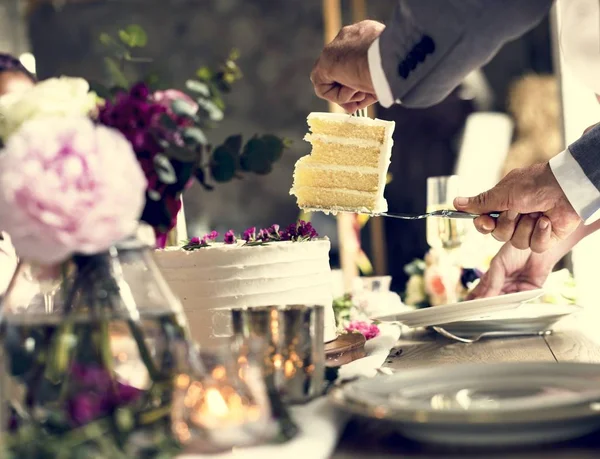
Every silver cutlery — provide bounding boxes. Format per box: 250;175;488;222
432;326;552;343
379;210;500;220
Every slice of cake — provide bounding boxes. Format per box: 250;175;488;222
290;112;395;214
153;222;337;346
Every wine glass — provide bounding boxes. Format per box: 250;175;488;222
426;175;468;251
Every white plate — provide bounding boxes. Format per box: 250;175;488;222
330;362;600;447
437;302;582;336
371;289;544;328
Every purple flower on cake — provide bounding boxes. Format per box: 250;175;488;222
189;237;201;245
282;220;318;241
0;117;146;263
224;230;237;244
201;230;219;244
345;321;380;340
242;226;256;242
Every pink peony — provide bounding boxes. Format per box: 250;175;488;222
345;320;380;340
0;117;147;263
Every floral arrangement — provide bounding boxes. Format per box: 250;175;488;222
403;249;578;307
0;25;289;459
332;294;381;341
403;249;481;307
181;220;319;250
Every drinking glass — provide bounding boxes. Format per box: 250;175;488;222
426;175;468;250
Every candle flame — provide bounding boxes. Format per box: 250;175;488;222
205;387;230;418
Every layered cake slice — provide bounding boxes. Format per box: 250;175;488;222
290;112;395;214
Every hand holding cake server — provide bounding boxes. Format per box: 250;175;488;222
310;0;600;297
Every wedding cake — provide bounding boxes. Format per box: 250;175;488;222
290;112;395;214
153;222;337;344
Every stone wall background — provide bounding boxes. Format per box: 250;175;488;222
23;0;552;288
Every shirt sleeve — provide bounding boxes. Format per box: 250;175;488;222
550;149;600;222
368;38;396;108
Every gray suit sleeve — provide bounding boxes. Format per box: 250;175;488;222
568;124;600;192
378;0;553;107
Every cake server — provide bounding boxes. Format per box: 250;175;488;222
379;210;500;220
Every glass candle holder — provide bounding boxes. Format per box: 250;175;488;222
175;340;278;454
231;305;325;405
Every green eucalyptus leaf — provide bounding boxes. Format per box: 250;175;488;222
185;79;210;97
104;57;129;88
167;144;199;162
196;66;213;81
119;24;148;48
197;98;224;121
239;154;252;172
88;80;112;101
210;162;236;182
159;113;178;130
229;48;241;61
154;154;177;184
171;98;198;118
195;167;214;190
99;33;113;46
260;134;285;162
211;146;237;182
223;135;242;154
183;127;207;146
212;145;235;164
252;161;273;175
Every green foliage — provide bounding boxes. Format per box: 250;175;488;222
97;25;289;232
118;24;148;48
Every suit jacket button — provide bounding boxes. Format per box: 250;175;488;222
413;49;426;62
398;62;410;79
405;54;417;70
421;35;435;54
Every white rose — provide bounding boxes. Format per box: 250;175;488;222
0;76;98;139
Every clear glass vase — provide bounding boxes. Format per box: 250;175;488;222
0;236;204;457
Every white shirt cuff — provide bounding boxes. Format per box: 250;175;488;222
550;149;600;222
368;38;396;108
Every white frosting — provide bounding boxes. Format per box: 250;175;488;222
154;239;337;344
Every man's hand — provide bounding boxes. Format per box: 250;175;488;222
468;243;552;299
453;162;582;253
310;20;384;113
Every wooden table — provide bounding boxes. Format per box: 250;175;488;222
332;314;600;458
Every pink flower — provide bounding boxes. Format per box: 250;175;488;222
152;89;198;121
345;320;380;340
0;117;147;263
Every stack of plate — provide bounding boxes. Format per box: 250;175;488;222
372;290;546;329
331;362;600;446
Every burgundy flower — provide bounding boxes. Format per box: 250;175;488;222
189;236;201;245
68;393;104;426
224;230;237;244
70;363;111;388
200;230;219;245
115;382;142;404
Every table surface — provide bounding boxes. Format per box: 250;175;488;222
331;313;600;458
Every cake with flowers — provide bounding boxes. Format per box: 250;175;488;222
153;221;337;344
290;112;395;214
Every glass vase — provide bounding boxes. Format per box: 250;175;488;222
0;236;203;458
